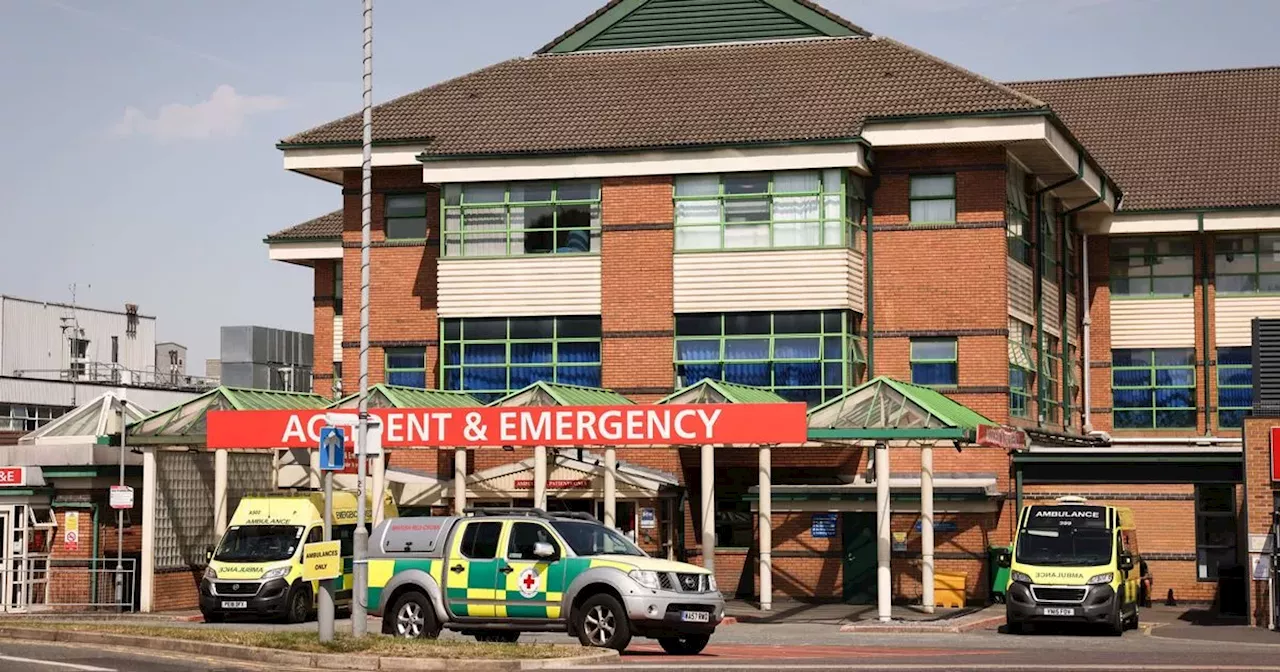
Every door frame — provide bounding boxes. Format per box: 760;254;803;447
841;511;877;604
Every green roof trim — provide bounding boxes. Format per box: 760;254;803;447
490;381;635;407
330;384;483;409
806;376;995;441
128;386;328;445
659;378;790;404
539;0;867;55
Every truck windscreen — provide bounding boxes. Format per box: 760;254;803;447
551;521;646;557
214;525;305;563
1016;506;1112;566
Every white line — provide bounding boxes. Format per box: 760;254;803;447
0;654;116;672
573;665;1280;671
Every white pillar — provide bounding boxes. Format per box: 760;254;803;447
140;447;158;613
372;453;387;525
453;448;467;515
874;442;892;622
701;444;715;572
759;445;772;611
603;448;617;528
213;449;229;536
921;445;936;614
534;446;548;510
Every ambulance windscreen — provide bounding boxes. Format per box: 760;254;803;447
1016;506;1111;566
214;525;305;563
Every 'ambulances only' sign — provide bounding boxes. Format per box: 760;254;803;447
206;403;807;449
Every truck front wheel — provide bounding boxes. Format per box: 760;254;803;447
385;591;441;639
575;593;632;651
658;635;710;655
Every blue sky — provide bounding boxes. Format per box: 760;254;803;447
1;0;1277;374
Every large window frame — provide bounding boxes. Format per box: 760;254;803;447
1008;319;1035;419
442;181;601;258
1194;485;1238;581
1109;236;1195;298
673;170;859;251
1006;161;1032;265
910;337;958;388
385;193;429;240
1217;346;1252;429
0;404;65;432
385;347;427;389
1043;335;1062;424
674;311;862;406
441;317;602;403
908;174;956;226
1111;348;1197;429
1040;197;1060;279
1215;233;1280;295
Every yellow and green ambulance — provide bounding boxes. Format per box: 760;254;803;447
199;492;397;623
368;508;725;653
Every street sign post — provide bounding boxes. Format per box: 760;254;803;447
316;426;342;643
319;427;346;472
109;485;134;510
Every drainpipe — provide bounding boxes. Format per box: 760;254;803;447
864;175;879;379
1061;212;1071;428
1199;213;1212;434
1034;192;1047;426
1081;230;1092;431
91;502;99;608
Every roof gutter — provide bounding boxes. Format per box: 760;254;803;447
413;136;871;164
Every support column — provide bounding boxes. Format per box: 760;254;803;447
372;453;387;525
454;448;467;515
140;447;157;613
213;449;229;536
534;445;548;511
701;444;715;572
603;448;617;528
759;445;772;611
874;442;891;622
921;445;935;614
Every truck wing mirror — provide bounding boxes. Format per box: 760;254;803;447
996;549;1011;568
205;546;214;563
533;542;557;560
1118;553;1134;571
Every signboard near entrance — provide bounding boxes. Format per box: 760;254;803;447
109;485;134;510
1270;427;1280;481
811;513;837;538
975;424;1029;451
302;541;342;582
0;467;25;486
64;511;79;551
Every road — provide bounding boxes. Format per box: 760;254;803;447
0;640;265;672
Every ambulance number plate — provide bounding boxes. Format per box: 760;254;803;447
1041;607;1075;616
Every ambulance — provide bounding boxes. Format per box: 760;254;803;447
199;492;397;623
999;497;1142;635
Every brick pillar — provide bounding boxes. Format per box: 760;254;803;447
313;261;337;398
600;175;675;400
1086;233;1112;432
1243;417;1277;626
1198;233;1219;434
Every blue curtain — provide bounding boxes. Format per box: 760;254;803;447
1220;386;1252;408
1113;410;1149;429
557;342;599;364
556;365;601;387
774;337;819;360
443;370;461;390
1155;387;1194;407
824;362;843;386
678;363;722;385
725;339;768;360
1112;369;1151;387
1155;409;1196;428
724;362;769;387
676;340;718;361
1219;367;1253;386
1156;369;1194;386
443;345;461;366
388;371;426;389
511;342;553;364
911;363;956;386
1113;389;1153;408
465;343;505;365
510;366;554;389
464;367;505;393
775;362;820;386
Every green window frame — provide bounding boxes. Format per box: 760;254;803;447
1215;233;1280;295
908;174;956;225
1008;319;1035;418
1006;161;1032;265
1217;346;1252;428
385;193;429;240
442;181;601;258
674;311;863;406
385;347;427;389
441;317;602;403
1040;197;1060;279
673;170;858;251
1111;348;1197;429
1065;223;1080;295
910;337;958;388
1043;335;1061;424
1109;236;1194;298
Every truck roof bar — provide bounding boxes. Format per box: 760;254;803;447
462;507;599;522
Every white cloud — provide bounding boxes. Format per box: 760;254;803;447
112;85;287;141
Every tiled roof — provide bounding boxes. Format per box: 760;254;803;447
1012;67;1280;211
265;210;342;242
280;36;1045;156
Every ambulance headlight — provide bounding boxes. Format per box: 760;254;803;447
261;567;290;581
1086;572;1114;585
629;570;661;590
203;567;218;581
707;576;718;593
1010;571;1032;584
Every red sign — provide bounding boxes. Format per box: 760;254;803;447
0;467;25;487
514;479;592;490
207;403;807;449
975;424;1029;451
1270;427;1280;482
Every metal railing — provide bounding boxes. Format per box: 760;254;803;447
0;557;137;613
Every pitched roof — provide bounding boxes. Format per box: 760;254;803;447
1012;66;1280;211
807;376;994;440
330;384;482;409
280;36;1045;156
490;381;636;407
265;210;343;242
660;378;790;404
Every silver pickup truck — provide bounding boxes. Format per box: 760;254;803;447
366;508;725;653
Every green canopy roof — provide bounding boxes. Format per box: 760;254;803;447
489;381;635;407
330;384;482;409
659;378;790;405
807;377;995;442
20;392;151;445
128;387;329;445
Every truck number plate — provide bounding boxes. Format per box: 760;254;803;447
221;601;248;609
681;611;710;623
1042;607;1075;616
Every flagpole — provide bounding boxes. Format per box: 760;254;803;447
352;0;373;638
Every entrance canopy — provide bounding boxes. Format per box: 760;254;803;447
128;386;329;446
20;392;150;446
806;376;997;443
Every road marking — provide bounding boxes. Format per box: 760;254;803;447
0;654;116;672
584;665;1280;671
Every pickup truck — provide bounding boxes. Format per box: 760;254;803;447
367;508;725;653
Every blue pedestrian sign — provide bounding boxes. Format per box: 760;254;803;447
318;427;345;471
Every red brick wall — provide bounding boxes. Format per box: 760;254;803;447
153;568;202;612
313;260;337;399
1085;233;1112;432
1244;418;1276;625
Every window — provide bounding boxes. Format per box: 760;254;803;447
909;175;956;225
306;527;322;544
333;261;343;315
910;338;958;387
443;181;600;257
1041;197;1060;279
1218;346;1252;428
1008;320;1035;418
1215;234;1280;294
507;522;559;560
0;404;65;431
441;317;601;403
1195;485;1238;581
111;336;119;364
675;170;856;251
675;311;862;406
1043;335;1061;424
69;335;89;377
459;521;502;559
1110;237;1194;297
384;194;428;239
385;348;427;389
1006;161;1031;264
333;362;343;398
1111;348;1196;428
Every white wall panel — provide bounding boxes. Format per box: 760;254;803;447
1008;259;1035;324
1110;298;1196;348
674;249;862;314
1216;296;1280;346
438;256;601;318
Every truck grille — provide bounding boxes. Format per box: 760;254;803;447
1030;586;1087;603
658;573;676;590
212;581;262;597
674;573;708;593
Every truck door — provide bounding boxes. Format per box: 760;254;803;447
501;521;566;620
446;520;504;618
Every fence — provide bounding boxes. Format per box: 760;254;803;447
0;557;137;613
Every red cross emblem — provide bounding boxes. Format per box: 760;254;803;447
522;573;537;590
517;568;540;598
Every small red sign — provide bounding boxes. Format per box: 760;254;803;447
975;424;1029;451
514;479;592;490
0;467;25;487
207;403;808;449
1270;427;1280;482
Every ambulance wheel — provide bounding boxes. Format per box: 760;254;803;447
474;632;520;643
575;594;632;651
385;591;441;639
1106;603;1124;636
658;635;710;655
284;584;312;624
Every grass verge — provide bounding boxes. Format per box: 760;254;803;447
0;621;585;659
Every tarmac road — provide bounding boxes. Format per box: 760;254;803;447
0;639;266;672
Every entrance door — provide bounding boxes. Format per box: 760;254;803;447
841;512;877;604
